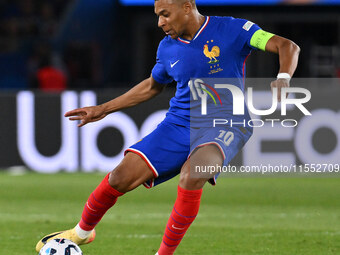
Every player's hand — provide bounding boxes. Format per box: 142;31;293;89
270;78;290;102
64;105;107;127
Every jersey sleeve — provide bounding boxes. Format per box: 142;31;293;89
151;40;173;84
228;18;262;55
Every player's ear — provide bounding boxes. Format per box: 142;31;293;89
182;1;193;14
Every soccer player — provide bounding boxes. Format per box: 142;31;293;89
36;0;300;254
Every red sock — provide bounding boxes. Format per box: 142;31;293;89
158;186;203;255
79;173;124;231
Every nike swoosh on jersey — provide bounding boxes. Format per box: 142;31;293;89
170;60;180;68
41;232;63;244
172;224;185;230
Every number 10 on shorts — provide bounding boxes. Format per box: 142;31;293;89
215;130;234;146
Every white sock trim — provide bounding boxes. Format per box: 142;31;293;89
75;223;93;239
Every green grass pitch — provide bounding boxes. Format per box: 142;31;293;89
0;172;339;254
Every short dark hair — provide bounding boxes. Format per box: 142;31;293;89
155;0;196;5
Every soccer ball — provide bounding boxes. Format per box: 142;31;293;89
39;238;82;255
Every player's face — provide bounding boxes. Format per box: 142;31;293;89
154;0;189;39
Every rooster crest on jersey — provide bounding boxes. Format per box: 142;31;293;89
203;43;220;64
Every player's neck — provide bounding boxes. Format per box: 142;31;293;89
181;12;205;41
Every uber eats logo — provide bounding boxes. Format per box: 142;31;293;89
16;91;166;173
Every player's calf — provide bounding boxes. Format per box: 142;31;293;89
157;145;224;255
36;152;153;252
157;185;203;255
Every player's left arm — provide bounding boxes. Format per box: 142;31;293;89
265;35;300;78
249;29;300;101
265;34;300;101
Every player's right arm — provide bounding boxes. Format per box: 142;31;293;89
65;75;165;127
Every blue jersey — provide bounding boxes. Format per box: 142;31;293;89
152;16;261;128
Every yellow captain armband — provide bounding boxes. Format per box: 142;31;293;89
250;29;275;51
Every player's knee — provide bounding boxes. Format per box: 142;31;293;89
108;168;128;193
179;164;207;190
191;145;224;167
107;153;153;193
179;171;207;190
108;164;138;193
178;145;223;190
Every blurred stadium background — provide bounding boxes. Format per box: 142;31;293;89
0;0;339;254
